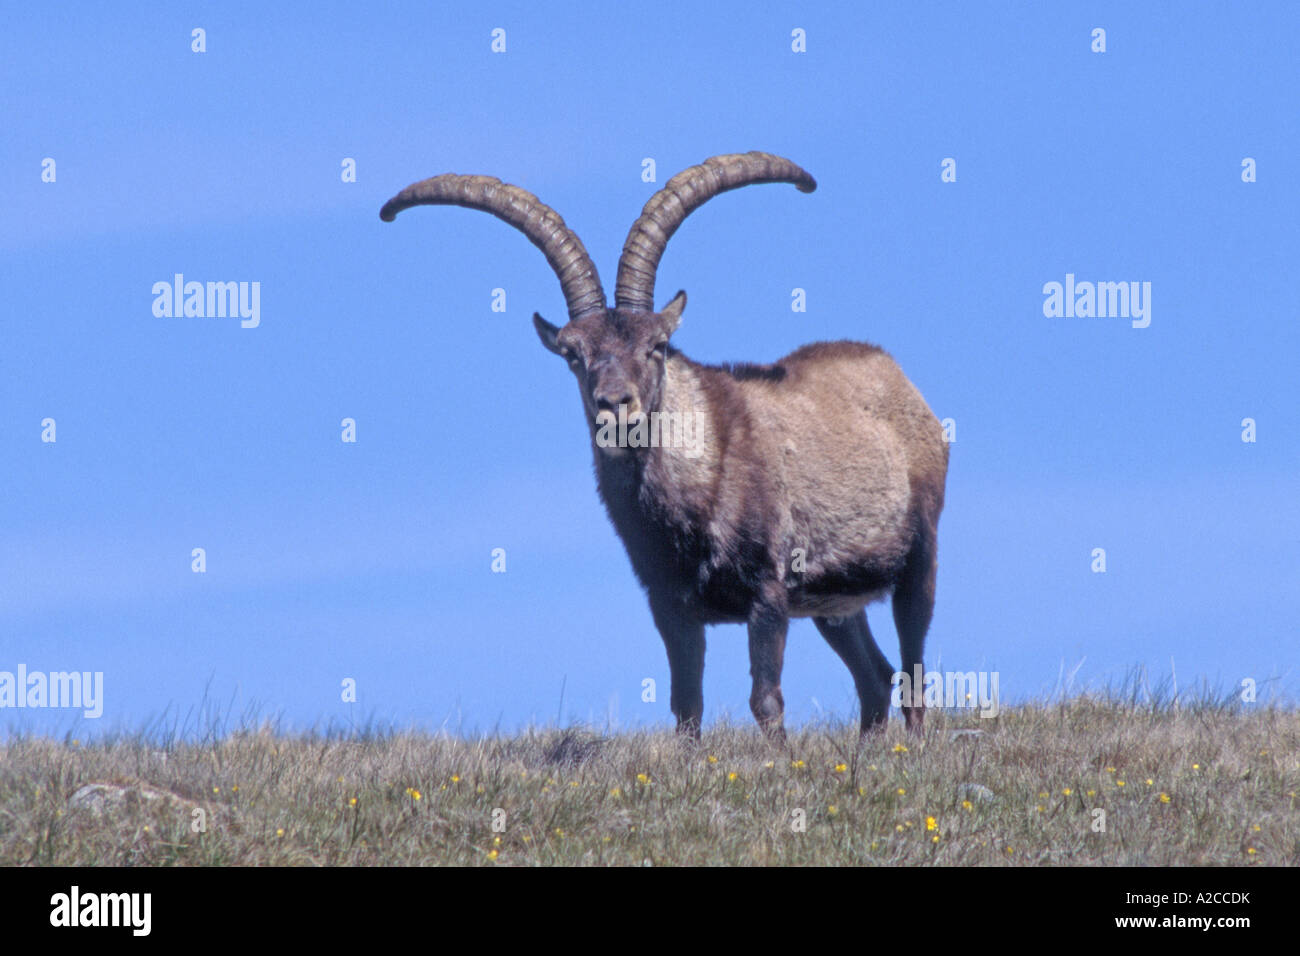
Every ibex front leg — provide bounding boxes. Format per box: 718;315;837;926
650;597;705;739
748;581;789;743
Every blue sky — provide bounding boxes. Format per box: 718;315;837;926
2;2;1297;739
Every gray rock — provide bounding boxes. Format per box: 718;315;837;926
544;729;604;767
68;782;189;817
957;783;996;803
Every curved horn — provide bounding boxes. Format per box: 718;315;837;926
381;174;607;322
615;152;816;313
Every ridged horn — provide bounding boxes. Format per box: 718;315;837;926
381;174;607;322
615;152;816;313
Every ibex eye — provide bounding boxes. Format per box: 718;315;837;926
650;342;667;359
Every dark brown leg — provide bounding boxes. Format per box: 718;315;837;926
650;597;705;739
814;610;894;734
892;536;937;735
748;581;789;743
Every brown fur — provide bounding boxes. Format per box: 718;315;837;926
536;303;948;740
383;154;949;739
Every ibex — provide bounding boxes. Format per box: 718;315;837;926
381;152;948;740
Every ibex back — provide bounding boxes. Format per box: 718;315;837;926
381;152;948;740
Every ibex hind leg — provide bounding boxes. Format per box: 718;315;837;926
892;534;937;735
814;610;894;735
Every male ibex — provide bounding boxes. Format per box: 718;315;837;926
381;152;948;739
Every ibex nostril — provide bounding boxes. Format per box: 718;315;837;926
595;392;634;412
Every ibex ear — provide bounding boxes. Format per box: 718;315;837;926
659;290;687;336
533;313;563;355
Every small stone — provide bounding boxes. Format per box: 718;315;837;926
68;782;192;818
68;783;125;816
957;783;995;803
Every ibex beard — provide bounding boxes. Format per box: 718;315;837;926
593;402;706;460
381;152;948;741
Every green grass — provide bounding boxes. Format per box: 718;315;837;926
2;698;1296;866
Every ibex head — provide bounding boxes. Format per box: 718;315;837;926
380;152;816;454
531;291;686;452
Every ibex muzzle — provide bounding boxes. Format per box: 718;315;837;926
382;152;948;740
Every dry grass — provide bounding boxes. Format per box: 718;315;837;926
2;697;1296;866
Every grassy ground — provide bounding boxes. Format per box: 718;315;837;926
2;698;1296;866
